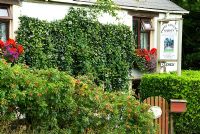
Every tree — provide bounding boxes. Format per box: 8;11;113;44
172;0;200;69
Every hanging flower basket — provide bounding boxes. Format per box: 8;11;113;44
135;48;157;73
0;39;24;64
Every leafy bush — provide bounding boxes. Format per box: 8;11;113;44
139;71;200;134
0;59;155;133
16;8;135;91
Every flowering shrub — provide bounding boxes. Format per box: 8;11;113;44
136;48;157;72
0;60;156;133
0;39;24;63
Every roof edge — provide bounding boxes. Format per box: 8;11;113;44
32;0;190;14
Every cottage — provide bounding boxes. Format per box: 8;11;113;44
0;0;188;73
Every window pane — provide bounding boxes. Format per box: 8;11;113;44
0;22;7;41
0;8;8;17
140;32;148;49
133;19;139;47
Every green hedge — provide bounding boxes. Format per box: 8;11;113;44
0;59;155;133
139;71;200;134
16;8;135;91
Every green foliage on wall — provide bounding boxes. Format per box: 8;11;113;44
93;0;119;17
0;60;156;133
139;71;200;134
16;8;135;91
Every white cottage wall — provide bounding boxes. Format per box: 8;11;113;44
12;1;132;36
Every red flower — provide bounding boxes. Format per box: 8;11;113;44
8;47;18;54
136;49;142;56
143;49;149;55
17;45;24;54
0;40;4;48
6;38;16;48
150;48;157;55
136;49;148;57
145;55;151;62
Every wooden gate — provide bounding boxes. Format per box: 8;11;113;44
143;96;169;134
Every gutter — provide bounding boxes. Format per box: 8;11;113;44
31;0;190;14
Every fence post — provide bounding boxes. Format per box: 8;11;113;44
170;114;174;134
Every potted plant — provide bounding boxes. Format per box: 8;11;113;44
0;39;24;65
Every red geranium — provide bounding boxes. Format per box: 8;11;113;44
143;49;149;55
135;48;157;72
145;55;150;62
0;39;24;63
150;48;157;55
0;40;4;48
17;45;24;54
136;49;149;57
6;38;16;48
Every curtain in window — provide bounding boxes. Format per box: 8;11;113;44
140;32;148;49
0;22;7;41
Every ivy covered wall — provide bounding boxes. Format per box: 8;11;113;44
16;8;136;91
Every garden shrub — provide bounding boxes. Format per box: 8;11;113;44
0;59;155;133
139;71;200;134
16;8;135;91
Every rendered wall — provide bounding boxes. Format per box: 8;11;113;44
12;2;132;33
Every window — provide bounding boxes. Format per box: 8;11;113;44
0;8;9;17
0;4;11;41
133;17;153;50
0;22;8;41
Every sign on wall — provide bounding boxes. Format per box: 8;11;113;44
160;21;178;60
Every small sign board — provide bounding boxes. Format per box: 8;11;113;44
160;21;178;60
160;62;175;67
148;106;162;119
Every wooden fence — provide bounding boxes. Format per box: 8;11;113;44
143;96;169;134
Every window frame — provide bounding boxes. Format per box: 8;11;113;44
0;20;9;40
133;17;153;50
0;4;12;20
0;4;12;41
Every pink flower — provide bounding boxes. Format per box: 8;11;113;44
8;47;17;54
